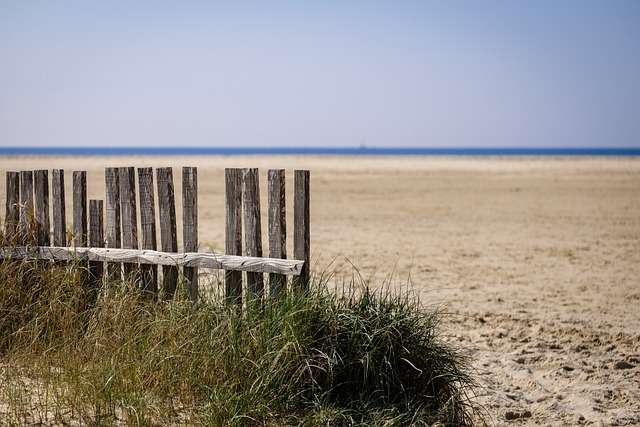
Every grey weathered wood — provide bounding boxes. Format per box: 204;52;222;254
225;168;243;305
51;169;66;246
138;167;158;296
243;168;264;301
72;171;87;247
4;172;20;244
119;167;138;279
0;246;304;275
34;170;51;246
20;171;34;245
182;166;198;301
268;169;287;299
104;167;121;280
89;199;104;284
156;167;178;297
293;170;310;291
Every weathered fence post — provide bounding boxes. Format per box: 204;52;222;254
20;171;34;245
51;169;66;247
293;170;310;291
105;167;121;280
89;199;104;286
225;168;243;305
243;168;264;302
72;171;87;247
156;167;178;297
34;170;50;247
182;166;198;301
4;172;20;244
268;169;287;299
119;167;138;280
138;167;158;297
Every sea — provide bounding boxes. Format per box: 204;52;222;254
1;147;639;157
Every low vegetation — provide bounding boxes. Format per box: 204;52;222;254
0;259;481;426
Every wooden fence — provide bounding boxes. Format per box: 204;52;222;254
0;167;310;304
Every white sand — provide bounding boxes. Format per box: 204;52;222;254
1;155;639;425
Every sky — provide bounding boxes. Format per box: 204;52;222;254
1;1;639;149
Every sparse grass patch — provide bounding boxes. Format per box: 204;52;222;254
0;258;482;426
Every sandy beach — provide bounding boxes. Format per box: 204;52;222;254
1;155;639;426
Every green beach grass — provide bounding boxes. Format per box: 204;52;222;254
0;259;482;426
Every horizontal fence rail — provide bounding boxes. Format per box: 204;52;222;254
0;247;304;276
1;166;310;305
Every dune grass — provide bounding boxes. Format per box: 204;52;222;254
0;258;482;426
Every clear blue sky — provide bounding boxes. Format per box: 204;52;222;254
1;1;639;148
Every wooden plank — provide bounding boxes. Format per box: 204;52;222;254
243;168;264;301
4;172;20;244
72;171;87;247
89;199;104;284
20;171;34;245
225;168;243;305
34;170;51;246
138;167;158;296
104;167;121;280
51;169;66;246
182;166;198;301
156;167;178;297
268;169;287;299
293;170;310;291
119;167;138;279
0;246;304;275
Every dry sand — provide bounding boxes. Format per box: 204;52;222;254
1;155;639;426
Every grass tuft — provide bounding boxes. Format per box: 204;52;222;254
0;259;482;426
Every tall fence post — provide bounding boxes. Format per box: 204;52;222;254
4;172;20;245
268;169;287;299
225;168;243;305
72;171;87;247
51;169;66;247
34;170;50;247
182;166;198;301
243;168;264;302
293;170;310;291
105;167;121;280
20;171;34;245
138;167;158;297
89;199;104;288
119;167;138;280
156;167;178;297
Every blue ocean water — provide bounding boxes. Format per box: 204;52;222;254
1;146;639;156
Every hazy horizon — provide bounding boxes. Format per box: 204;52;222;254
2;1;639;149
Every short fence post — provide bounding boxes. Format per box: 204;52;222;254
293;170;310;291
20;171;34;245
225;168;243;305
182;166;198;301
138;167;158;297
72;171;87;247
34;170;51;247
105;167;121;280
268;169;287;299
156;167;178;297
4;172;20;244
243;168;264;302
51;169;67;247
